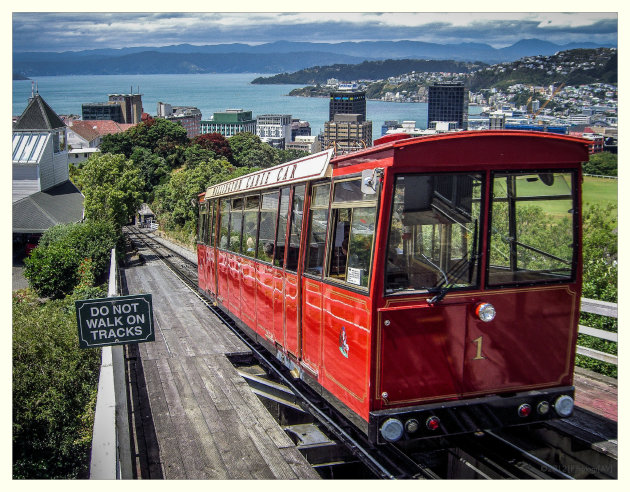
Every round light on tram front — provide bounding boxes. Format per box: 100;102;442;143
380;418;404;442
554;395;574;418
475;302;496;322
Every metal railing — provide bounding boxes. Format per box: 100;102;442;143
89;249;133;479
578;298;618;366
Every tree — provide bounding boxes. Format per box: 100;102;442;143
76;153;143;229
130;147;170;195
183;144;218;169
100;117;189;162
192;133;233;162
152;159;254;242
228;132;277;168
583;152;617;176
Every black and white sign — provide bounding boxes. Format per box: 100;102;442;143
76;294;154;348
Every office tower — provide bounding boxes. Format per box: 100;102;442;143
428;82;468;130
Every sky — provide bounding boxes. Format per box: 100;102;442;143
11;10;618;53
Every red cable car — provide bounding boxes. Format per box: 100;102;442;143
197;130;589;443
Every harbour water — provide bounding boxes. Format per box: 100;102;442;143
12;73;429;135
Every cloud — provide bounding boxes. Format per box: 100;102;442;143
12;12;618;52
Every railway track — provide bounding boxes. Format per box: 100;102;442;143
123;226;617;479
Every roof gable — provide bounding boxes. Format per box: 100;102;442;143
67;120;101;141
14;94;66;131
13;180;84;233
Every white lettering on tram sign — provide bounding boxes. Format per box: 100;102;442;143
205;149;333;199
76;294;154;348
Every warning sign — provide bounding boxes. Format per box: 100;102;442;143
76;294;154;348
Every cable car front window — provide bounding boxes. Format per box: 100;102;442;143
488;171;576;286
385;173;483;295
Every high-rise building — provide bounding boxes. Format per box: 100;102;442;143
324;113;372;154
82;90;143;125
329;89;366;121
157;102;202;138
256;114;292;148
82;102;124;123
427;82;468;130
325;88;372;153
291;119;311;140
200;109;256;137
109;92;143;124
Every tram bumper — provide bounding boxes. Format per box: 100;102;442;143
369;386;575;444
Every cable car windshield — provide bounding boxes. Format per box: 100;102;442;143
385;173;483;295
487;171;577;285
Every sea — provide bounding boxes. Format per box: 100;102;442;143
12;73;430;136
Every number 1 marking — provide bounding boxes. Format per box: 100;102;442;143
472;336;486;360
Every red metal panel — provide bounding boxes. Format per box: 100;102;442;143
301;278;324;374
217;250;229;305
374;286;579;410
321;284;372;420
207;245;216;297
197;245;207;291
284;271;300;356
255;263;275;341
462;287;579;393
227;254;241;317
240;258;257;332
376;301;467;408
272;268;284;345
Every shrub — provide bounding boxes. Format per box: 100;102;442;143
24;221;117;298
13;290;101;478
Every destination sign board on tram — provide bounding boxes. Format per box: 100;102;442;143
205;149;333;199
76;294;154;348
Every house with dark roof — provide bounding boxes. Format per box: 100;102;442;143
12;91;84;256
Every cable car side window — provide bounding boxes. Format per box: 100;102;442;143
487;171;577;286
218;198;230;249
242;194;260;258
326;178;378;289
274;188;291;267
209;199;217;247
385;173;483;295
197;201;208;244
229;197;243;253
286;185;306;272
258;191;279;263
305;183;331;275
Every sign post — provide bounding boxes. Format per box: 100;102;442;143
76;294;155;349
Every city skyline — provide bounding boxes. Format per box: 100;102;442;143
12;10;618;53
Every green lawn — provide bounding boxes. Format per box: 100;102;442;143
582;176;618;209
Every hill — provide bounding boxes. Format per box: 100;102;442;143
251;59;486;85
13;39;615;77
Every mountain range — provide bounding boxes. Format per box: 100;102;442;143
13;39;616;77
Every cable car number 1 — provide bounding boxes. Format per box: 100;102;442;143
472;336;486;360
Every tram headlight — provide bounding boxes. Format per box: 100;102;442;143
475;302;496;322
380;418;404;442
554;395;574;417
405;419;420;434
537;401;550;415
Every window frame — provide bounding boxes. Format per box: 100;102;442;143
383;171;486;297
485;169;579;289
324;175;380;293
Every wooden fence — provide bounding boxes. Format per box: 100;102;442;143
578;298;618;366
